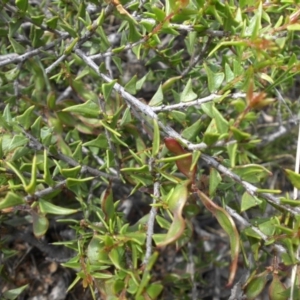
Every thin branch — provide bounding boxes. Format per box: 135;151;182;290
20;126;118;180
225;206;286;254
0;36;68;68
199;153;300;215
24;180;67;201
144;159;160;265
152;92;246;112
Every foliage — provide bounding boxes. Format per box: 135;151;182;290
1;0;300;299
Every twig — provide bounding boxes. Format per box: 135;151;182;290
45;54;68;74
20;125;118;179
152;93;246;112
0;36;68;68
24;180;67;201
143;159;160;265
199;153;300;215
225;205;286;254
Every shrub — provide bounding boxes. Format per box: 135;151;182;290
1;0;300;299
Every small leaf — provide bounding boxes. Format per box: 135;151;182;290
181;119;202;140
269;274;287;300
241;192;262;212
108;247;123;269
63;100;100;117
149;84;164;106
164;137;196;180
285;169;300;189
156;181;189;247
24;155;37;194
124;75;137;94
152;119;160;156
204;64;225;93
245;272;268;300
87;237;110;264
39;199;77;215
32;212;49;237
147;283;163;299
102;80;117;101
3;284;29;300
209;168;222;197
0;192;25;210
101;185;115;221
180;78;197;102
15;0;28;11
196;189;239;287
16;106;35;130
83;134;108;149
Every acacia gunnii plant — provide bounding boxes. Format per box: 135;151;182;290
1;0;300;299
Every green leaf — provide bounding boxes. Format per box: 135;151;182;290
63;100;100;117
124;75;137;94
87;237;110;264
233;164;272;183
196;189;239;287
180;78;197;102
43;149;54;186
16;106;35;130
0;192;25;210
83;134;108;148
8;37;26;54
39;199;78;215
245;273;268;300
181;119;202;140
7;135;28;152
285;169;300;189
32;212;49;237
102;80;117;101
15;0;28;11
152;119;160;156
101;186;115;221
24;155;37;194
5;161;27;187
109;247;123;269
162;76;182;91
269;274;287;300
227;141;237;167
46;16;59;29
204;64;225;93
147;283;163;299
156;181;189;247
149;84;164;106
3;284;29;300
241;192;262;212
209;168;222;197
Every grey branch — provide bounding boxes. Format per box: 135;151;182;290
152;93;246;112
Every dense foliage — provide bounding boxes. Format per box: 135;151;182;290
1;0;300;299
